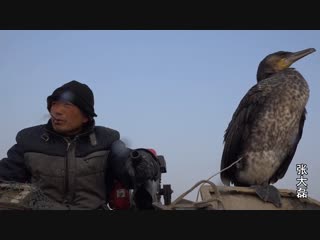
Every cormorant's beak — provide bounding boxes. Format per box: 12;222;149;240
286;48;316;65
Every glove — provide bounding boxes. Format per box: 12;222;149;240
126;149;160;184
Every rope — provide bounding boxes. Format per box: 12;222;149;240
167;179;223;210
165;157;243;210
195;157;243;202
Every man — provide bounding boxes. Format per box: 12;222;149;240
0;80;160;210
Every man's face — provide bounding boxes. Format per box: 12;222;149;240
50;100;89;136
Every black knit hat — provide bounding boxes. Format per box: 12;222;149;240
47;80;97;117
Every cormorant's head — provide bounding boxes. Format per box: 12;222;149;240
256;48;316;82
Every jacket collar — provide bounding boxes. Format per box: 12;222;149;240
44;119;95;139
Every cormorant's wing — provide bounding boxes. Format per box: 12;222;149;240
220;80;274;186
269;109;306;183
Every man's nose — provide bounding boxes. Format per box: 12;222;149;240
51;103;64;115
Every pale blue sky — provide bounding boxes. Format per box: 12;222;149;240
1;30;319;202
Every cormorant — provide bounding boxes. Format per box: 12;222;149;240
220;48;316;207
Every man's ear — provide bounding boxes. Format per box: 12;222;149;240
82;115;89;124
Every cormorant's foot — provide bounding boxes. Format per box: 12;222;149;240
252;185;282;208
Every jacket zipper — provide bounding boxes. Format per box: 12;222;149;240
64;138;71;202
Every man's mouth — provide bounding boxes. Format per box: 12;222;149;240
53;119;64;125
51;115;65;125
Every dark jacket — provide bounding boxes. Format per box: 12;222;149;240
0;120;143;210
